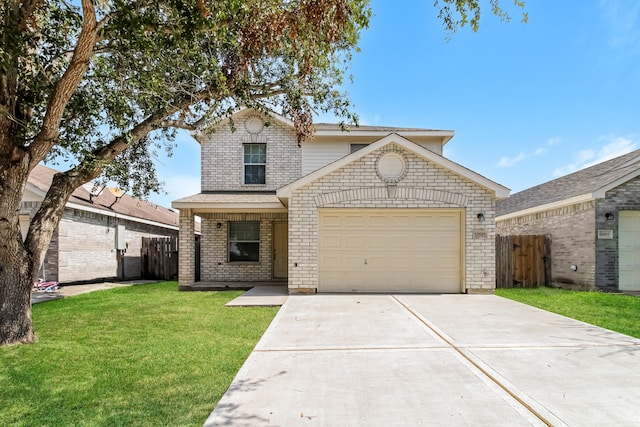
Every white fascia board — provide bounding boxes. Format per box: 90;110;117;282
592;168;640;198
65;201;179;230
278;133;509;199
313;129;454;140
171;201;287;212
496;193;595;221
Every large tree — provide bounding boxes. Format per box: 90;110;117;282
0;0;525;346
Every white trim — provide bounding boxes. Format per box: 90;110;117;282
277;133;509;200
592;168;640;198
496;193;595;221
314;129;454;142
171;202;286;213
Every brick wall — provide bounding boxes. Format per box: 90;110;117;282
596;176;640;291
288;143;496;293
21;202;178;283
196;212;287;282
57;208;178;283
179;209;195;286
200;112;302;192
496;201;596;289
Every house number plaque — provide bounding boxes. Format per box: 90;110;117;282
597;229;613;240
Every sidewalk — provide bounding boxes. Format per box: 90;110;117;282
31;280;157;304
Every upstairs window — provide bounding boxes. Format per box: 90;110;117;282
229;222;260;262
244;144;266;184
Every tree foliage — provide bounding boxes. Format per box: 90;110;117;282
0;0;524;345
435;0;528;34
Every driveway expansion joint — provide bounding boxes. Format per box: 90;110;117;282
392;295;556;427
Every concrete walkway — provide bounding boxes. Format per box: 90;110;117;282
225;285;288;307
31;280;157;304
205;294;640;426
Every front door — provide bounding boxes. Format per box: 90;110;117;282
273;222;288;279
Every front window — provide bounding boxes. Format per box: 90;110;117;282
244;144;266;184
229;222;260;262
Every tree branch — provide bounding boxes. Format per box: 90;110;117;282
28;0;98;166
17;0;41;31
157;120;196;131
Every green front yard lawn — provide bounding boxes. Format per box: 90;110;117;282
496;287;640;339
4;283;637;426
0;282;278;427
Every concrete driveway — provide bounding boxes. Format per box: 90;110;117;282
205;295;640;426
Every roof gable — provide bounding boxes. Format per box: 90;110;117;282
198;108;454;143
277;133;509;200
497;149;640;217
197;108;294;138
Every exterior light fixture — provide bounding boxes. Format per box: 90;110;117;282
217;222;222;229
605;212;615;221
477;213;485;222
570;264;578;271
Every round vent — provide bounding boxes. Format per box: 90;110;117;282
245;116;265;134
376;151;408;183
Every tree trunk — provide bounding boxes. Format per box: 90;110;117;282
0;255;34;345
0;138;37;345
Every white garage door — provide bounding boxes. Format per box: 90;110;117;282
318;209;463;293
619;211;640;291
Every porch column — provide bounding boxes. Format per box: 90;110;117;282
178;208;195;288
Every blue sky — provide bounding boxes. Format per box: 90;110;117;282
150;0;640;208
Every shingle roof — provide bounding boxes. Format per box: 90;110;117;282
496;149;640;216
29;164;180;228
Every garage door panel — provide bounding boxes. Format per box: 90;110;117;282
319;209;462;293
345;236;366;249
320;235;342;248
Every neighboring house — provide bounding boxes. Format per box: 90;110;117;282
174;109;509;294
496;149;640;292
22;164;181;283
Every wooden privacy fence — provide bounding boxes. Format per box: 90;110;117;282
496;235;550;288
141;236;200;281
141;237;178;280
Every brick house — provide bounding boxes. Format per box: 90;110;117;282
173;109;509;294
23;164;181;283
496;149;640;292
